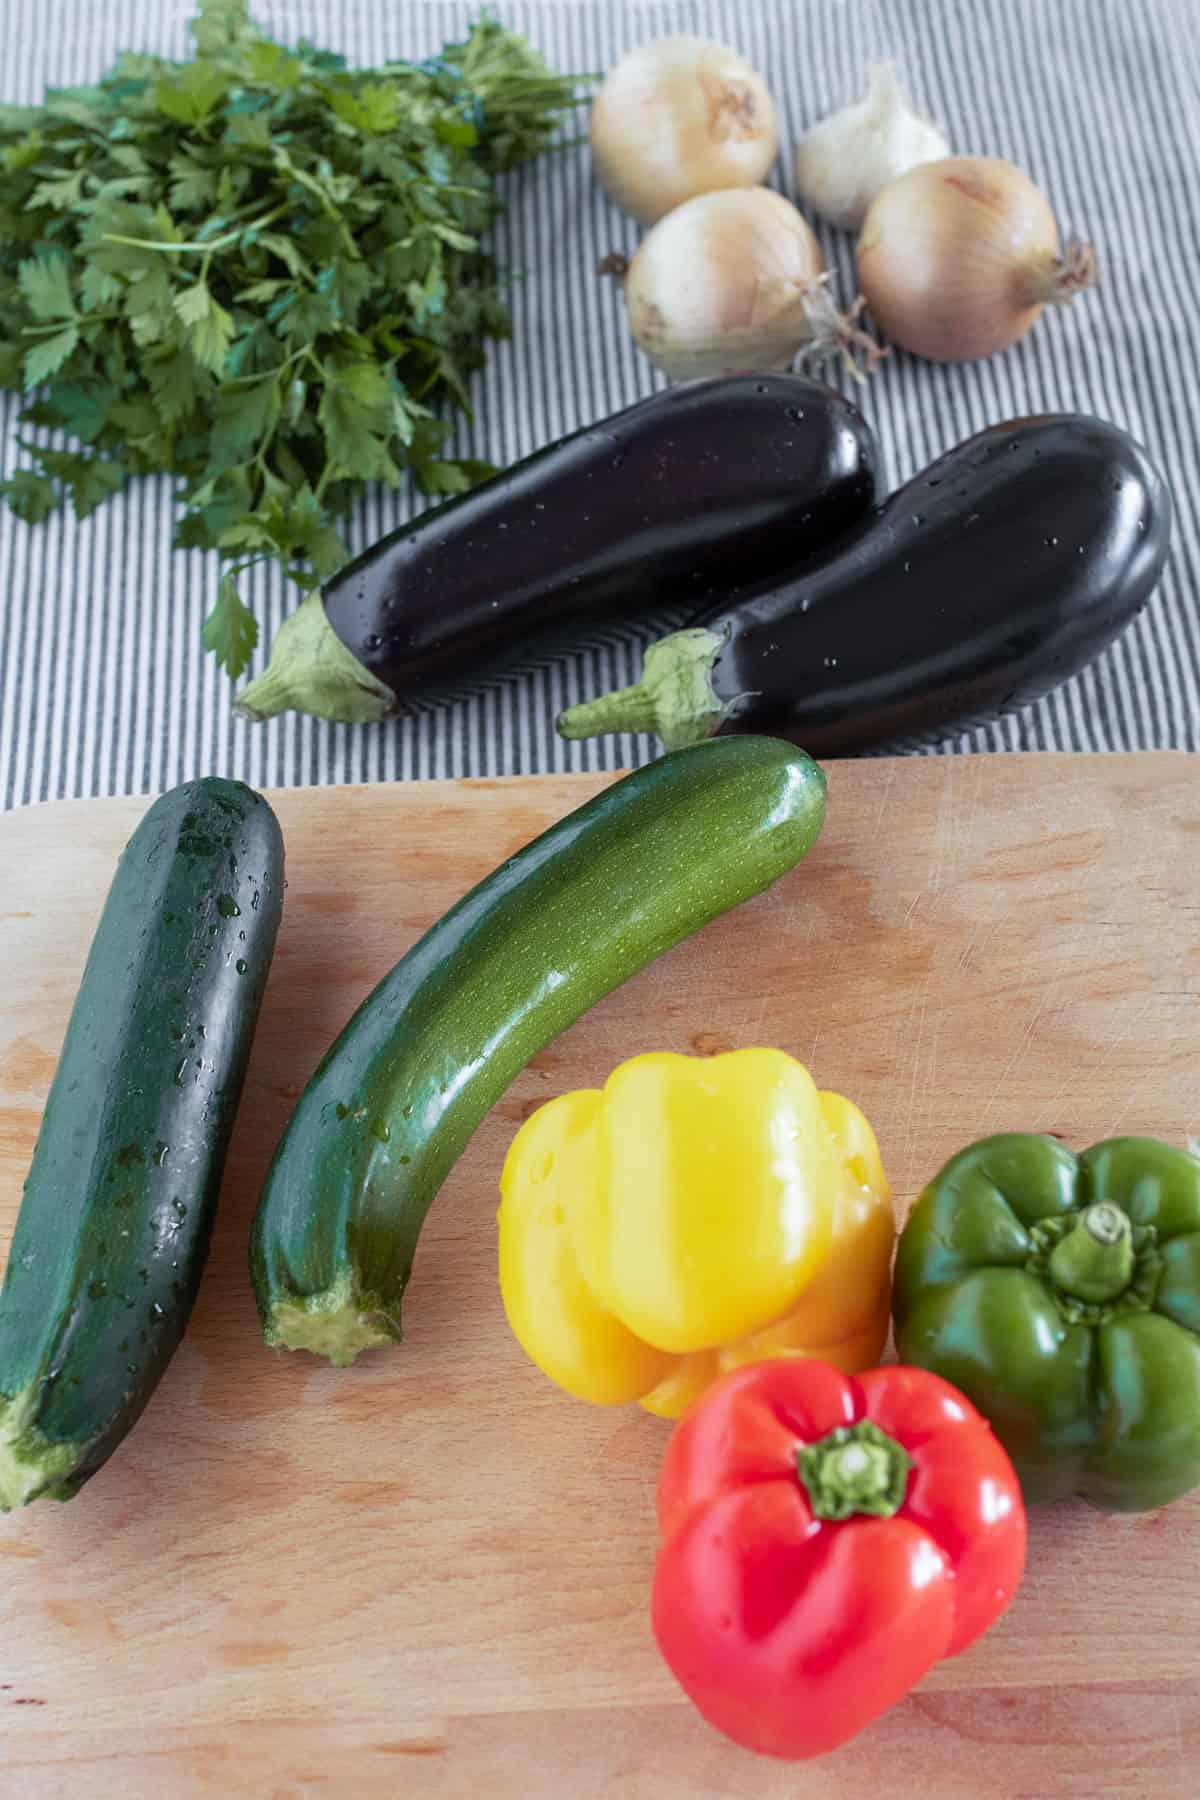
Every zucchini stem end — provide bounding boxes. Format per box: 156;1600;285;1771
264;1273;402;1367
0;1388;83;1511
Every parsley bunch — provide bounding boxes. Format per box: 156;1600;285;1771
0;0;580;675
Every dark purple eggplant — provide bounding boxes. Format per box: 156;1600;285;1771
558;415;1172;755
235;375;879;724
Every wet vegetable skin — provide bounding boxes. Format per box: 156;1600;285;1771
559;414;1172;754
652;1358;1026;1759
893;1133;1200;1511
238;375;880;723
0;779;284;1510
250;738;828;1368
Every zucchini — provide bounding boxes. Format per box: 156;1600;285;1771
0;778;284;1510
250;737;826;1365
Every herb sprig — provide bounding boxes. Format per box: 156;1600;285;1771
0;0;580;675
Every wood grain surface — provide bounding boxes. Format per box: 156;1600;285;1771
1;753;1198;1799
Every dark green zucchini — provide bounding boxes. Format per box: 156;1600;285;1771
250;737;827;1365
0;778;284;1510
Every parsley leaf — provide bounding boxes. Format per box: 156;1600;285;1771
25;444;127;518
209;371;279;466
173;281;234;375
418;457;498;497
0;467;58;523
80;264;123;311
18;253;77;321
0;2;583;677
168;153;218;213
201;570;258;676
23;323;81;387
44;381;120;443
30;168;86;211
145;353;201;427
155;64;229;128
318;359;397;481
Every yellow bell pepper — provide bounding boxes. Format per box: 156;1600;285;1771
497;1049;893;1417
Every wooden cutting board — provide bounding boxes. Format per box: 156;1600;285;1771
1;753;1198;1800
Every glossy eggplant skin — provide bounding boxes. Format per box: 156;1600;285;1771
322;375;879;698
697;415;1171;753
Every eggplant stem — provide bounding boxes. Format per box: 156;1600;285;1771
557;627;728;748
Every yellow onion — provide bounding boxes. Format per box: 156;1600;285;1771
857;154;1097;361
591;36;778;225
623;187;880;382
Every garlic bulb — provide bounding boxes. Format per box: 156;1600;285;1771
622;187;880;382
794;62;949;231
591;36;778;226
857;155;1098;361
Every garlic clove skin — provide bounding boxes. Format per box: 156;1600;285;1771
591;36;779;226
794;61;949;232
624;188;826;381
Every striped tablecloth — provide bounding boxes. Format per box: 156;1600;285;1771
3;0;1198;808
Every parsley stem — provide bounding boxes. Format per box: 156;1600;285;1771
100;202;291;258
220;345;308;389
102;231;237;254
20;319;79;336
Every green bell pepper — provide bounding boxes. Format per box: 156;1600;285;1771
892;1134;1200;1512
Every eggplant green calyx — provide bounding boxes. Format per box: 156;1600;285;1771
1028;1206;1162;1324
235;591;397;725
796;1420;912;1521
557;628;742;748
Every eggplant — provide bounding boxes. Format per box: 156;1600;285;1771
558;415;1172;755
235;375;879;724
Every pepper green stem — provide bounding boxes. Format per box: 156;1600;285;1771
556;628;734;749
235;590;397;724
796;1419;913;1521
1047;1202;1135;1304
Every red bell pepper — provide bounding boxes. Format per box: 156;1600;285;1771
651;1358;1026;1759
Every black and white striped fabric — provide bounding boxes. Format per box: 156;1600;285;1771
3;0;1198;808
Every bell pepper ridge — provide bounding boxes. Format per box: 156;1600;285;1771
497;1049;894;1417
893;1133;1200;1510
651;1359;1026;1759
